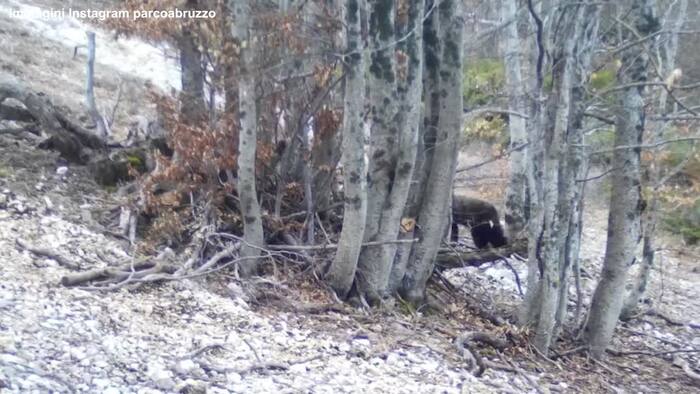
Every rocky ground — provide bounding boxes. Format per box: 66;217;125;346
1;0;699;393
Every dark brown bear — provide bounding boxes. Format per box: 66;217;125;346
451;195;507;249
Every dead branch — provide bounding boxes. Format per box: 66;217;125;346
646;308;699;329
435;239;527;270
15;238;80;270
265;238;418;251
60;258;154;286
239;354;323;376
179;342;226;360
607;348;700;357
454;334;485;376
673;356;700;385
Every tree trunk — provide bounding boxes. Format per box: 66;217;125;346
178;0;206;123
355;0;399;304
311;122;342;213
584;0;658;360
326;0;368;298
231;0;264;277
85;31;107;138
389;0;437;294
400;0;463;305
500;0;528;241
355;0;424;304
621;0;687;320
519;2;600;354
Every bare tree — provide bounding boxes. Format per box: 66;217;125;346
355;0;425;304
519;1;600;354
621;0;687;320
178;0;207;123
584;0;659;359
389;0;436;295
85;32;108;139
500;0;528;240
400;0;464;304
231;0;265;277
326;0;368;298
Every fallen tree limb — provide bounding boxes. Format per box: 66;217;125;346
436;239;527;270
15;238;80;270
265;238;418;251
60;258;154;286
646;308;700;329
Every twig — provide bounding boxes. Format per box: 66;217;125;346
179;343;226;360
242;338;262;363
500;258;523;296
456;142;529;173
607;348;700;357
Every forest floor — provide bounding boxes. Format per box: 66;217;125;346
1;0;699;393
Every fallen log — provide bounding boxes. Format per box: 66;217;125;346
436;238;527;270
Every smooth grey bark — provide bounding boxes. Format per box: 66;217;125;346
585;0;658;360
401;0;463;304
500;0;528;240
389;0;437;294
356;0;424;304
85;32;107;139
553;5;600;339
621;0;687;320
519;2;600;353
231;0;264;277
326;0;368;298
355;0;399;302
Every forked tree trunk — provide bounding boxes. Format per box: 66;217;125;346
389;0;437;294
355;0;424;304
400;0;463;304
519;3;600;353
231;0;264;277
585;0;658;359
500;0;528;240
326;0;368;298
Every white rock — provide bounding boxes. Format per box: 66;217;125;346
55;166;68;176
174;359;197;375
226;371;242;384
